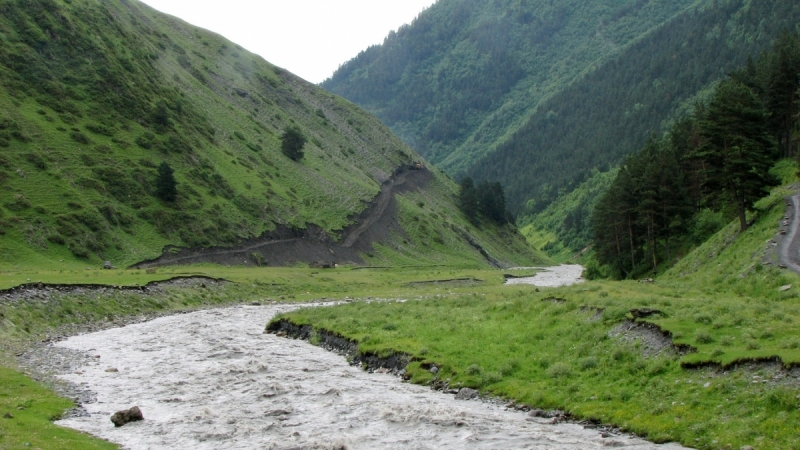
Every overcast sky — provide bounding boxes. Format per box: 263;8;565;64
138;0;437;83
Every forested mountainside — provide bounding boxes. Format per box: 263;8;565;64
0;0;543;268
322;0;701;174
474;0;800;218
324;0;800;223
591;30;800;279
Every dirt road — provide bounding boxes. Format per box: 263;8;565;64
777;194;800;273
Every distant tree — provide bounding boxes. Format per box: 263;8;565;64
478;181;507;224
458;177;479;223
155;162;177;202
694;79;776;231
151;101;171;132
765;31;800;157
281;126;306;161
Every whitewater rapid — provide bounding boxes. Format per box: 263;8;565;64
52;303;685;449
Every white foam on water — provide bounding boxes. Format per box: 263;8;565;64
505;265;586;287
55;304;685;449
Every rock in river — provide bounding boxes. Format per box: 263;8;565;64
111;406;144;427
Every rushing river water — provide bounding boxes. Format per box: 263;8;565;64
52;302;687;449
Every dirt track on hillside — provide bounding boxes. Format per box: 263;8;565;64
776;193;800;273
131;167;433;269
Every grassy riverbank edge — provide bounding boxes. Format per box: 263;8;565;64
272;282;800;450
0;265;523;449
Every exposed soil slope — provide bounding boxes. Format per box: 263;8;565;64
132;167;434;268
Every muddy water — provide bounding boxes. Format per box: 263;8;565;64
505;265;586;287
54;303;685;449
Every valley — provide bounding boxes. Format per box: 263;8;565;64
1;0;799;449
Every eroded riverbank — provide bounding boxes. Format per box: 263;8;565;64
35;303;688;449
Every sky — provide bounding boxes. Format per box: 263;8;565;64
138;0;437;84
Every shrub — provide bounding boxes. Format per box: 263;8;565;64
135;132;157;149
24;153;47;170
70;131;91;144
692;208;727;243
579;356;598;370
465;364;482;375
85;123;114;136
547;362;572;378
281;126;306;161
4;194;31;211
695;330;714;344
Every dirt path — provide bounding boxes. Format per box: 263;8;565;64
777;194;800;273
342;170;410;248
132;167;433;269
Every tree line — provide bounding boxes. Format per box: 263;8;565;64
458;177;513;226
591;31;800;279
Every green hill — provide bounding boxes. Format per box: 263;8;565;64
0;0;545;269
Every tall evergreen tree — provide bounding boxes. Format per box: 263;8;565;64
458;177;479;224
765;32;800;157
155;162;177;202
694;80;776;231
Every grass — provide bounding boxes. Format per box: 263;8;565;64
268;179;800;450
277;278;800;449
0;367;117;450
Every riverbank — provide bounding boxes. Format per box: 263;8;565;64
274;278;800;449
34;304;684;449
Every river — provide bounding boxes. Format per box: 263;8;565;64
505;265;586;287
51;301;686;449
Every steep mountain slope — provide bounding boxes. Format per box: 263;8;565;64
322;0;703;173
323;0;800;224
0;0;545;269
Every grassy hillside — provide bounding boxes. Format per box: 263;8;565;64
322;0;702;174
0;0;544;270
275;177;800;449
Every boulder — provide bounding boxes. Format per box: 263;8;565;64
110;406;144;427
455;388;479;400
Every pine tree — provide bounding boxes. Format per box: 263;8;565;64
695;80;776;231
458;177;479;224
155;162;177;202
765;32;800;157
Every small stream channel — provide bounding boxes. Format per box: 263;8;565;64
46;296;687;449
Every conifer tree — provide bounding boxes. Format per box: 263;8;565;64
155;161;177;202
695;80;776;231
458;177;479;224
